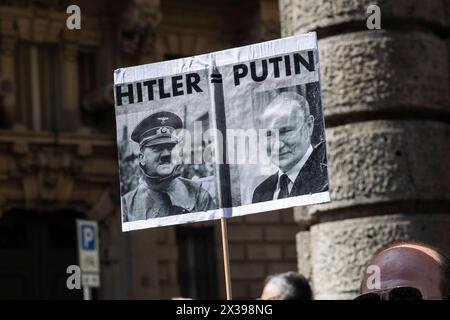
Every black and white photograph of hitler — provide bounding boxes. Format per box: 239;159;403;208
252;84;329;203
121;111;216;222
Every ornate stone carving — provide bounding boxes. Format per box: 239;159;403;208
118;0;162;57
18;149;82;203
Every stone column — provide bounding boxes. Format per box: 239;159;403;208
0;23;17;127
279;0;450;299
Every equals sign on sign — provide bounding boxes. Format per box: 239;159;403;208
210;73;222;83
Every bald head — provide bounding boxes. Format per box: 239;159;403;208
261;271;311;300
361;242;449;299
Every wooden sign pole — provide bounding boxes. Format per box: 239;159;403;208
220;217;232;300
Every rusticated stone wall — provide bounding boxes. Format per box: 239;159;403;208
280;0;450;299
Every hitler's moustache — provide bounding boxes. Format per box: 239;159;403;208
158;154;172;164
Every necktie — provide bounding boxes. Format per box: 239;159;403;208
277;174;290;199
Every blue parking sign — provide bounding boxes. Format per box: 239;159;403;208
77;219;100;277
81;225;96;251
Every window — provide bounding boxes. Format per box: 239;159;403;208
78;47;115;133
15;42;62;131
78;47;98;127
176;226;218;299
15;42;33;128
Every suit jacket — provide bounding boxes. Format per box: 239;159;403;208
252;142;329;204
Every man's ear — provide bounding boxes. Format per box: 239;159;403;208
139;152;145;166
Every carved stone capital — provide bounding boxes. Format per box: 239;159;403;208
118;0;162;57
18;149;82;203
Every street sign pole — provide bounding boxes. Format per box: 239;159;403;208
83;287;92;300
76;219;100;300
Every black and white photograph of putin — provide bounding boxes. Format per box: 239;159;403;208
252;90;329;203
121;111;216;222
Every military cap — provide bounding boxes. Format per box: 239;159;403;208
131;111;183;147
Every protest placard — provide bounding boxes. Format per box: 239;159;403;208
114;32;330;232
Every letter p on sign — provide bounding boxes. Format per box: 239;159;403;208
81;225;96;251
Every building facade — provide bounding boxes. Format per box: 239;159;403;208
2;0;448;300
0;0;298;300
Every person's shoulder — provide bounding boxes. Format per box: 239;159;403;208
177;177;203;192
301;141;326;171
294;141;328;194
311;141;326;157
122;182;145;201
255;173;278;191
252;172;278;203
122;188;136;201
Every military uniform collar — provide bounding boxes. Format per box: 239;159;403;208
165;178;196;211
141;177;196;212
